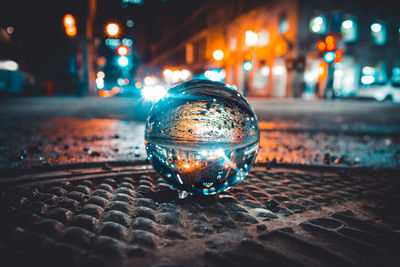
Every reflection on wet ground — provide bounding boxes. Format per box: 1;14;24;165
0;118;146;169
0;117;399;169
257;130;400;168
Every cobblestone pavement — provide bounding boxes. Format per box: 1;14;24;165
1;163;399;267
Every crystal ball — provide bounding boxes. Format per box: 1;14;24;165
145;80;259;197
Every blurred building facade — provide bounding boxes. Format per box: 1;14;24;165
297;0;400;99
147;0;400;99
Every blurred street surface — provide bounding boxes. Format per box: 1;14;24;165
1;97;399;170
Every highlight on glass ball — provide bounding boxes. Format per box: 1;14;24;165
145;80;260;198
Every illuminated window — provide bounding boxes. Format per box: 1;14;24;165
279;13;289;34
309;15;327;34
258;30;269;46
361;66;376;85
229;37;237;51
185;43;193;64
392;64;400;84
371;22;387;45
361;61;388;86
341;17;358;42
253;64;269;90
245;30;258;46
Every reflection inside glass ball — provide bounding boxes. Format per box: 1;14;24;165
145;80;260;198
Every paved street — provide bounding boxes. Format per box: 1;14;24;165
1;96;400;267
1;159;400;267
1;97;400;170
2;0;400;265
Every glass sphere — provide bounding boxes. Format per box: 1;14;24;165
145;80;259;196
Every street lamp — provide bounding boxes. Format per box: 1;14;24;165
245;30;258;46
63;14;75;28
106;23;119;37
213;50;224;61
63;14;77;37
65;26;77;37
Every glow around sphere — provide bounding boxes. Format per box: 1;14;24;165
145;79;260;196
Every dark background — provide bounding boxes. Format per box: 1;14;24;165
0;0;205;92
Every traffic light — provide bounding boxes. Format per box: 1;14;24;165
323;51;335;63
63;14;76;37
117;56;129;67
316;41;326;52
316;35;341;63
334;49;343;63
325;35;336;51
242;52;253;71
243;61;253;71
244;53;252;61
116;45;129;56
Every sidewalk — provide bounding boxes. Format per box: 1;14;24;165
2;96;400;122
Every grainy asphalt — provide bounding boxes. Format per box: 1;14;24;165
0;97;399;169
1;97;400;267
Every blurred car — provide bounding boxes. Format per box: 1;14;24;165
0;60;25;94
356;82;400;103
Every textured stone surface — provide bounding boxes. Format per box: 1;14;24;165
0;164;399;267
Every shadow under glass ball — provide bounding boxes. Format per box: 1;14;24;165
145;80;260;198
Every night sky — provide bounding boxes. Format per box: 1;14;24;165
0;0;204;87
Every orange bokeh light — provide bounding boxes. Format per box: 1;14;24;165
63;14;75;28
334;50;343;63
316;41;326;52
274;39;288;56
66;25;77;37
244;53;252;61
326;42;336;51
106;23;119;37
213;50;224;61
318;62;328;82
325;35;334;44
99;87;120;98
111;86;120;94
325;35;336;51
135;81;142;88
